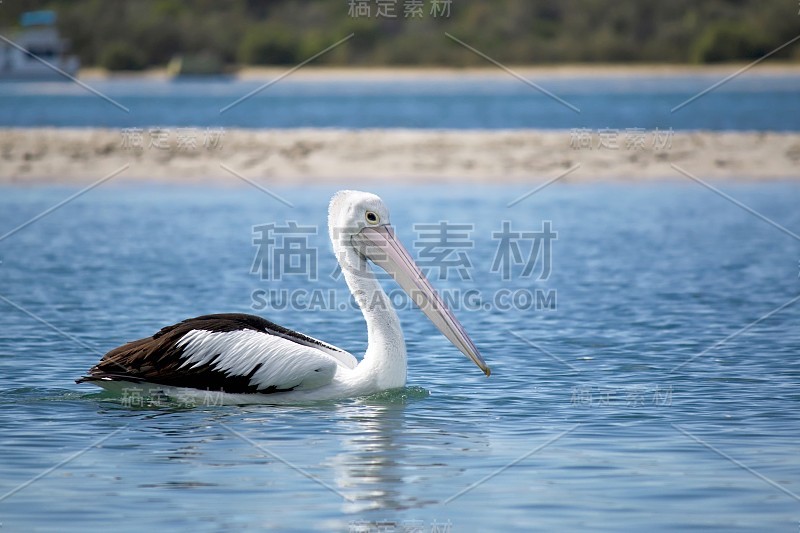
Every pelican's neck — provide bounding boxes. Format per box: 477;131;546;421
338;244;407;387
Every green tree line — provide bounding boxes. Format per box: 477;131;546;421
1;0;797;70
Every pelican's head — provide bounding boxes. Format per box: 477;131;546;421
328;190;390;242
328;190;491;377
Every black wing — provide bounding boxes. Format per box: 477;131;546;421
77;313;356;394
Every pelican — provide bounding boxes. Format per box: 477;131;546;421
77;190;490;404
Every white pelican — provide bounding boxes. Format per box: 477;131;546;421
78;190;490;404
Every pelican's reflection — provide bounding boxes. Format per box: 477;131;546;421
327;397;489;516
104;395;489;525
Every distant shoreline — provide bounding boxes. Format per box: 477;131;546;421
76;63;800;81
1;128;798;185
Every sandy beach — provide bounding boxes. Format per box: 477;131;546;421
78;63;800;81
0;128;798;185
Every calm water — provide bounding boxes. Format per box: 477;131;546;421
0;184;798;531
1;73;799;130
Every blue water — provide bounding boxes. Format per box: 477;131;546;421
0;184;798;531
1;73;799;130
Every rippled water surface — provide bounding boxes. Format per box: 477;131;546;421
1;184;799;531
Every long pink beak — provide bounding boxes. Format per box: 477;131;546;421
352;224;491;377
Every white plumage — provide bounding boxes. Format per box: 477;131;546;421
176;329;348;391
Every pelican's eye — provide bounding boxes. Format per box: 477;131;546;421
365;211;380;225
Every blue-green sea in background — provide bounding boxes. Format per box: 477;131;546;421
0;73;799;130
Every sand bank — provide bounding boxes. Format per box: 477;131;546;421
1;128;798;185
77;63;800;82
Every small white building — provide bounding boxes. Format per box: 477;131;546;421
0;11;79;79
